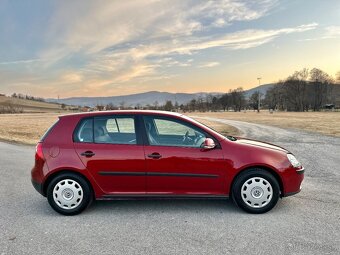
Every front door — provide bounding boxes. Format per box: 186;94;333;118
142;115;226;195
73;115;146;194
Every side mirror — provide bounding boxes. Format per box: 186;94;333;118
202;138;215;150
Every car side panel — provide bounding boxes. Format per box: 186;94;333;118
41;116;106;198
144;145;227;195
220;140;303;196
74;143;146;194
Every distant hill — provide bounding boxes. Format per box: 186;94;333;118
0;95;63;113
47;91;223;107
47;84;274;107
244;83;274;98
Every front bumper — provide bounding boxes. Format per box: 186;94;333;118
281;166;304;197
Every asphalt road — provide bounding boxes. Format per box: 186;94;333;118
1;118;340;255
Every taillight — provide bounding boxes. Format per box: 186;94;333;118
35;142;44;161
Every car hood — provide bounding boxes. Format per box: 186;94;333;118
235;138;289;153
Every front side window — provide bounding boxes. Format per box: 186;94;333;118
144;116;206;148
94;116;136;144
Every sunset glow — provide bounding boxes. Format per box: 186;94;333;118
0;0;339;98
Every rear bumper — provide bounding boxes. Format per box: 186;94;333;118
31;179;45;196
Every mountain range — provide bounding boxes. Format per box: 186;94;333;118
47;84;274;107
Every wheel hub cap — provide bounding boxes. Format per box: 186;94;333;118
241;177;273;208
53;179;83;210
251;187;264;198
62;188;74;200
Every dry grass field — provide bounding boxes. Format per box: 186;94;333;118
190;111;340;137
0;113;60;145
0;111;339;145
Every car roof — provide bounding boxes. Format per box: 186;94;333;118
59;110;183;119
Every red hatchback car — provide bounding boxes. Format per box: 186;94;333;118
31;110;304;215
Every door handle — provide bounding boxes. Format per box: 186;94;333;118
81;151;95;157
147;153;162;159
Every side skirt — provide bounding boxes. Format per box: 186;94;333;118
97;194;229;200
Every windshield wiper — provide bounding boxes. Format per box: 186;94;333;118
226;135;237;141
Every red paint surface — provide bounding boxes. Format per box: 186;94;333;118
31;110;304;198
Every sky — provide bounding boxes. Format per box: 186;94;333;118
0;0;340;98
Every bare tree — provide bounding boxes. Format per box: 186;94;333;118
119;101;125;110
249;91;260;111
266;68;335;112
219;93;230;111
230;87;245;112
278;69;309;111
188;99;197;112
336;71;340;83
96;105;105;111
163;100;174;111
153;101;159;109
105;103;117;110
309;68;333;111
0;102;23;114
263;83;286;110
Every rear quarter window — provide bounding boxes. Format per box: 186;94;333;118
73;118;94;143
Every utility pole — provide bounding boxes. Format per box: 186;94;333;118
257;77;261;113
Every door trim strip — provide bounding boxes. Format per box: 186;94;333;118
98;171;219;178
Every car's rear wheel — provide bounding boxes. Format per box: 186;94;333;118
47;173;92;216
232;169;280;214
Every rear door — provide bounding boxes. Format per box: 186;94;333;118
73;115;146;195
142;115;226;195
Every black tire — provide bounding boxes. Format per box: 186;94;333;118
232;169;280;214
47;173;93;216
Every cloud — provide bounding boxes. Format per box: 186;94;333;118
299;25;340;41
101;23;318;62
1;0;322;97
58;22;317;91
199;62;220;68
40;0;278;60
325;26;340;37
0;58;45;65
61;72;83;83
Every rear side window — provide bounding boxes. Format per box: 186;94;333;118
73;116;137;145
94;116;136;144
40;119;60;142
106;118;135;133
73;118;94;143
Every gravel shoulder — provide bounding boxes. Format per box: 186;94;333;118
1;119;340;255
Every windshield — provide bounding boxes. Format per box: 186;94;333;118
181;115;236;141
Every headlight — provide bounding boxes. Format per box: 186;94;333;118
287;154;301;168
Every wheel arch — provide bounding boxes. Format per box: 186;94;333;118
230;165;284;198
42;169;94;198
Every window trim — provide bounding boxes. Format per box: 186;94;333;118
141;115;221;149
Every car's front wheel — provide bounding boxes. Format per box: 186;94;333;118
47;173;93;216
232;169;280;214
